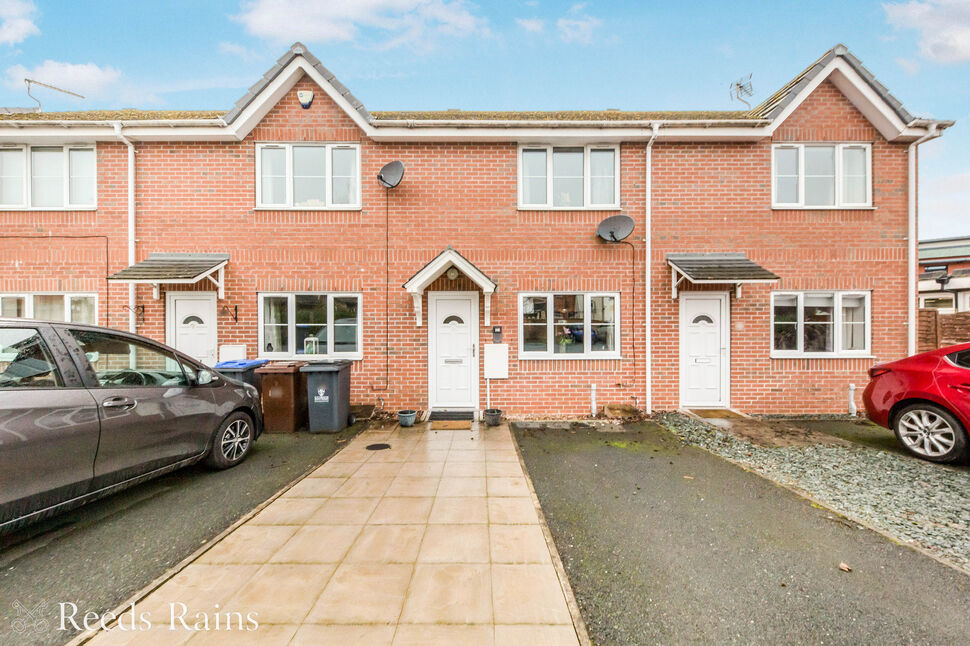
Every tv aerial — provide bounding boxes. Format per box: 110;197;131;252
25;78;84;111
729;73;754;109
596;214;635;243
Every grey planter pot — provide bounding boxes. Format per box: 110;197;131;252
398;410;417;427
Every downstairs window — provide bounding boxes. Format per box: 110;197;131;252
771;291;870;358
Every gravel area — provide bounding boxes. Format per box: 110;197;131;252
655;412;970;573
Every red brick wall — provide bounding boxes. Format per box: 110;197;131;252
0;75;912;416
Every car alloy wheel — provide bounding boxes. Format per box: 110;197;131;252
221;419;251;462
897;409;957;458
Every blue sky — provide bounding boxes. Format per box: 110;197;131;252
0;0;966;239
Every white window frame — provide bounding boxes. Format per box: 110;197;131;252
257;292;363;360
0;292;98;323
771;143;872;209
0;145;97;210
517;292;621;359
770;291;871;358
517;144;621;210
919;293;956;313
255;143;361;210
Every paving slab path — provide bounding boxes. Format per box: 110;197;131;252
78;423;584;646
513;421;970;646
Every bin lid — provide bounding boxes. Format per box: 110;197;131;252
215;359;269;369
255;361;308;373
299;360;353;372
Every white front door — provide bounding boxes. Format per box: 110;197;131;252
166;292;218;366
429;292;478;409
680;293;729;408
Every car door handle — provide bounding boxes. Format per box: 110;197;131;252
948;383;970;394
102;396;136;409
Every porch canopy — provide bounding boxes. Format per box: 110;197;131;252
108;253;229;299
667;252;779;298
403;247;497;326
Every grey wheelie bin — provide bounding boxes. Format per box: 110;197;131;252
300;360;353;433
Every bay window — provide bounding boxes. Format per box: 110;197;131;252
771;291;870;357
256;143;360;209
772;143;871;208
519;292;620;358
258;293;362;359
0;145;96;209
518;145;619;209
0;293;97;323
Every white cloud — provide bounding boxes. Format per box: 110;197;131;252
0;0;38;46
218;41;263;62
896;57;921;74
5;60;120;98
557;14;601;44
516;17;544;33
884;0;970;63
233;0;489;50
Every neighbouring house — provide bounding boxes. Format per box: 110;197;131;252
0;43;951;416
918;236;970;313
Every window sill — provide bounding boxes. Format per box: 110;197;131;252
518;354;622;361
0;206;98;212
254;206;362;212
770;353;875;360
517;205;622;212
258;354;363;362
771;205;876;211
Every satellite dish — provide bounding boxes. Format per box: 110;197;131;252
596;215;635;242
378;161;405;189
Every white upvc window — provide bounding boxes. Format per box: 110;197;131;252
518;145;620;209
0;293;97;323
770;291;871;358
771;143;871;209
518;292;620;359
919;293;955;312
257;292;362;360
255;143;361;209
0;145;96;210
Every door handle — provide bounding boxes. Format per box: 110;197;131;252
102;396;136;409
948;383;970;394
472;343;476;357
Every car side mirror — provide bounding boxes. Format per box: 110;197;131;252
197;370;215;385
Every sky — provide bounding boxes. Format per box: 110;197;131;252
0;0;966;240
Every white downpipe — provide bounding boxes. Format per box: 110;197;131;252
114;123;137;332
590;383;597;417
907;123;939;355
848;383;857;416
644;122;660;413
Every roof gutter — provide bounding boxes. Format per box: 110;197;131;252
113;122;138;333
370;118;770;129
908;121;942;355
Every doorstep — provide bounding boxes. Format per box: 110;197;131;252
79;423;587;646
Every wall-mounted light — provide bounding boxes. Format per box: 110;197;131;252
446;267;460;281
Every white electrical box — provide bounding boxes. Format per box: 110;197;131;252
483;343;509;379
219;344;247;362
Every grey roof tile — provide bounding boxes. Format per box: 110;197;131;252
108;253;229;282
667;253;780;282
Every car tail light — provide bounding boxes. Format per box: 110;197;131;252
868;366;892;379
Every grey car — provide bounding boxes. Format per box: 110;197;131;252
0;318;262;533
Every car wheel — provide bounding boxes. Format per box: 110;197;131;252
205;412;254;469
893;403;968;463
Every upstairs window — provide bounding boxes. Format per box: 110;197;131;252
772;144;871;208
771;291;870;358
256;143;361;209
0;145;96;209
518;145;619;209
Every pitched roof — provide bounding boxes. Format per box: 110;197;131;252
370;110;754;122
223;42;371;125
749;43;914;123
0;109;224;122
667;253;780;282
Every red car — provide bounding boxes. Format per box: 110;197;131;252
863;343;970;463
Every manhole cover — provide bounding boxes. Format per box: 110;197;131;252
366;443;391;451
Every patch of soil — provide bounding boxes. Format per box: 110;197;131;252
709;417;854;448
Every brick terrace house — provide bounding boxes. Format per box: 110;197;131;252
0;43;951;416
918;236;970;313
